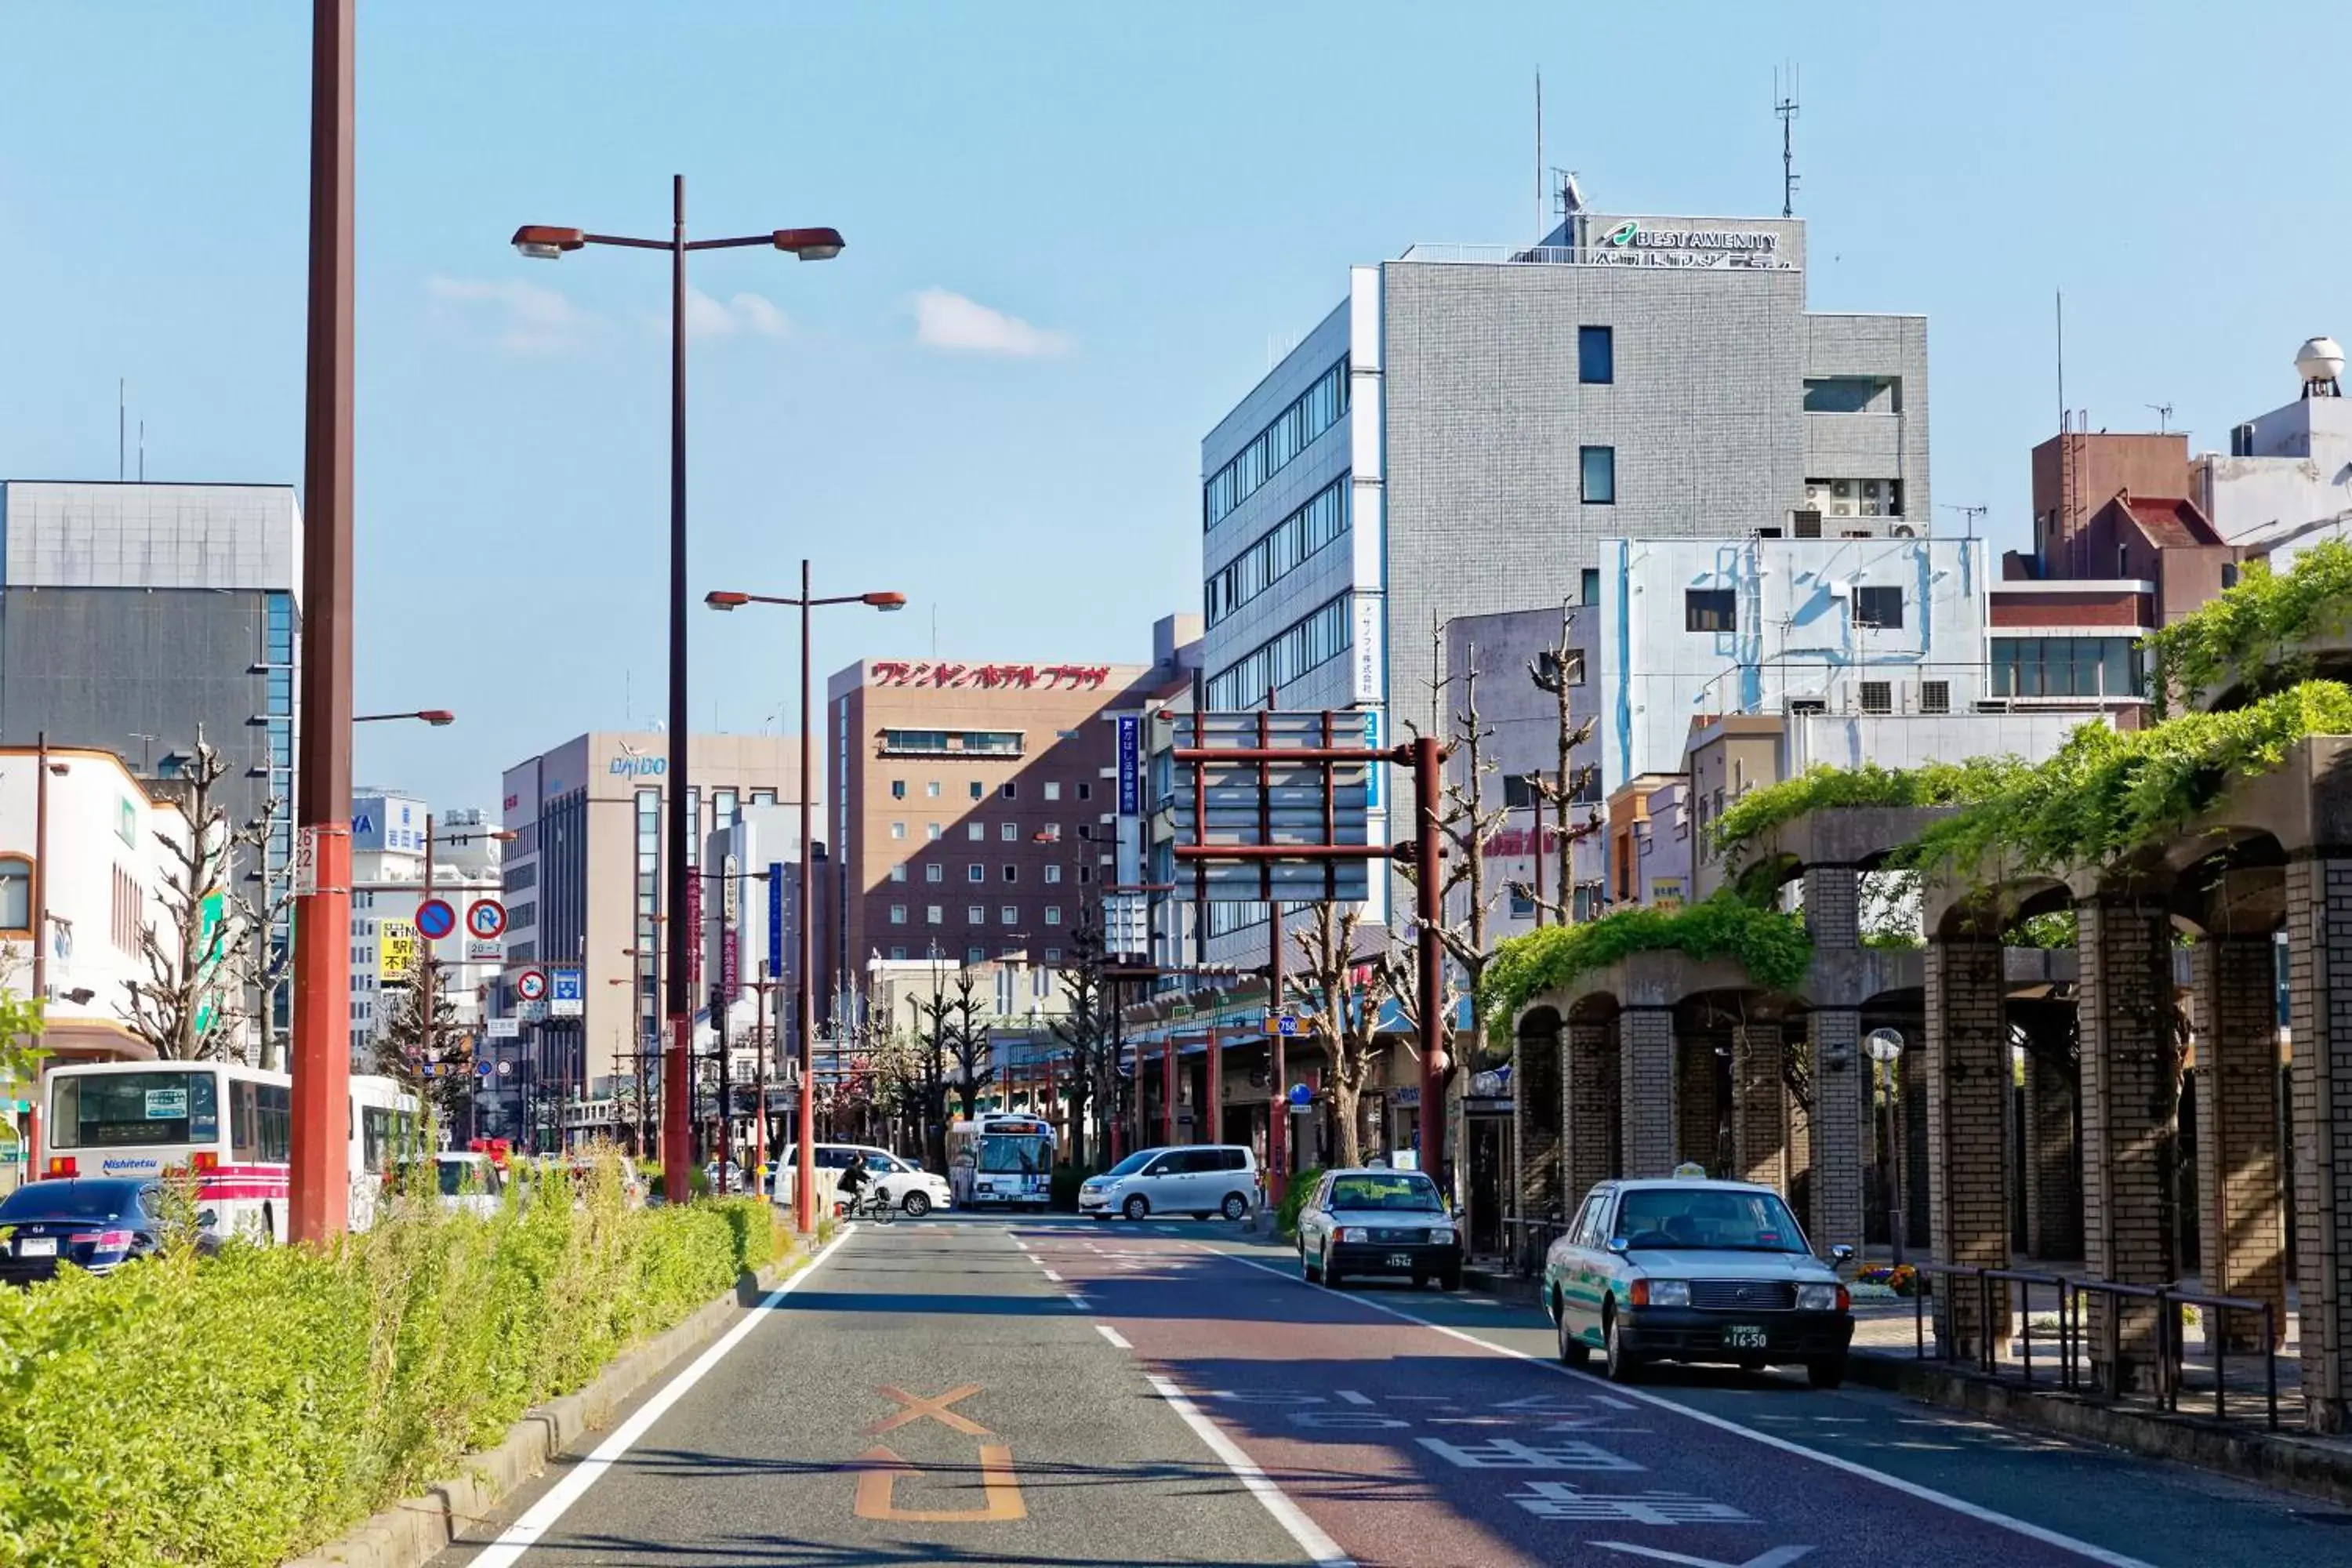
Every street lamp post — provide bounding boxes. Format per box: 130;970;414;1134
707;571;904;1231
514;184;842;1207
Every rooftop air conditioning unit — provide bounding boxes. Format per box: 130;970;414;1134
1889;523;1918;538
1792;510;1823;539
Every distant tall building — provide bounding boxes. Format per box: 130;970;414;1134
1197;200;1929;960
0;481;299;1025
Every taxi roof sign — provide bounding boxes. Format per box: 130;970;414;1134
1671;1161;1709;1180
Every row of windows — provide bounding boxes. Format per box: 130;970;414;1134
894;861;1082;884
1682;585;1906;635
1991;637;2146;699
889;818;1081;844
1203;358;1349;529
890;777;1089;803
1204;477;1349;627
884;944;1065;965
1204;593;1352;710
880;729;1023;757
888;904;1068;927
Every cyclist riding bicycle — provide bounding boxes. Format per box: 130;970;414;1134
838;1152;880;1216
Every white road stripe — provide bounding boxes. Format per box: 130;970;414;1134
1334;1389;1373;1406
1147;1374;1354;1568
1218;1253;2155;1568
467;1229;855;1567
1097;1323;1134;1349
1041;1267;1063;1282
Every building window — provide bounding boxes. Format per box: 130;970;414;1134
889;822;906;840
1;857;34;933
2223;563;2241;590
1581;567;1601;606
1860;681;1893;715
1581;446;1616;505
966;946;986;965
1921;681;1951;714
1204;593;1352;710
1578;325;1613;385
1079;865;1093;884
968;906;986;924
1045;864;1062;884
889;905;908;926
1001;782;1018;800
1077;782;1092;801
1508;887;1536;918
1044;947;1062;964
1992;637;2146;699
1003;866;1018;884
890;863;908;884
927;823;943;841
925;780;942;798
1686;590;1737;633
970;781;984;800
1503;774;1539;811
1044;781;1061;802
1853;586;1904;630
890;780;906;799
751;789;776;806
1537;648;1585;687
1000;822;1018;842
889;945;908;960
926;864;944;884
1203;477;1352;627
926;906;943;924
1000;906;1018;924
1044;905;1063;927
1570;765;1602;806
1203;357;1349;528
967;865;985;883
968;823;985;841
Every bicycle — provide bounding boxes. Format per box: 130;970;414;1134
846;1185;895;1225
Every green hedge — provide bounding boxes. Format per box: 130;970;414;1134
1276;1167;1327;1239
0;1159;776;1568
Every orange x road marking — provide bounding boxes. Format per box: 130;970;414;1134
866;1384;993;1437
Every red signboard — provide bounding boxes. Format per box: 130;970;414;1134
868;661;1111;691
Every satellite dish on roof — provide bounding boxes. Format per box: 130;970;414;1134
2298;336;2344;398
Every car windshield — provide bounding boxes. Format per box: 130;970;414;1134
1327;1174;1444;1212
434;1161;499;1197
0;1181;143;1221
1616;1187;1807;1253
1101;1150;1156;1178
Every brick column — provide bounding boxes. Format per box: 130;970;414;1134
1809;1007;1865;1259
1804;866;1861;949
1733;1022;1787;1192
2076;898;2176;1393
1678;1031;1722;1173
1620;1007;1677;1178
1926;936;2012;1359
1787;1057;1815;1232
1512;1020;1565;1236
1566;1019;1617;1196
2286;856;2352;1433
2194;935;2287;1352
2021;1047;2082;1261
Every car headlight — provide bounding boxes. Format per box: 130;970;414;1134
1797;1283;1847;1312
1340;1226;1370;1243
1648;1279;1691;1307
1428;1226;1457;1245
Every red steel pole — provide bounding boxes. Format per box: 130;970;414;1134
1414;735;1446;1188
795;560;818;1233
289;0;355;1245
1206;1023;1221;1149
659;174;695;1205
1162;1036;1177;1148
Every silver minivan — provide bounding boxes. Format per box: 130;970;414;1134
1078;1145;1259;1221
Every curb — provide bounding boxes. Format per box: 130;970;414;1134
283;1240;815;1568
1462;1264;1541;1305
1848;1349;2352;1508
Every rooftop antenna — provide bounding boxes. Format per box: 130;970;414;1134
1534;68;1543;240
1774;63;1800;218
117;378;126;481
138;419;145;482
2147;402;2174;434
2056;289;2066;434
1940;503;1988;539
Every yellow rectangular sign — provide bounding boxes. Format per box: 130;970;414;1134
380;920;418;985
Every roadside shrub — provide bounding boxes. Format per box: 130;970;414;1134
1049;1163;1100;1212
1276;1167;1327;1239
0;1153;774;1568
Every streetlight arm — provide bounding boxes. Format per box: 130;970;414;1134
579;233;670;252
684;234;789;252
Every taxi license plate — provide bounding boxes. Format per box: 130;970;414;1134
1723;1324;1767;1350
17;1237;56;1258
1385;1252;1413;1269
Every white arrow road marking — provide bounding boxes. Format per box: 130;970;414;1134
1594;1545;1813;1568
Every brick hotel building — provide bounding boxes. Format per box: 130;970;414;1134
826;633;1195;1015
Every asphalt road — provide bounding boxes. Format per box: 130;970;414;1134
437;1214;2352;1568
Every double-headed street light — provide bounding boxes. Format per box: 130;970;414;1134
513;180;844;1207
706;567;904;1232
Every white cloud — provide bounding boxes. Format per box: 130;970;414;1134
684;288;790;341
425;274;588;355
911;288;1072;358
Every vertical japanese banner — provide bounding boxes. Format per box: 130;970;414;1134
768;861;786;979
1116;714;1140;816
684;875;703;991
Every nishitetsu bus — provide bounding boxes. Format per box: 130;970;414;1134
38;1059;417;1242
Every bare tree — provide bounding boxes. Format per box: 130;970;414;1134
371;956;469;1124
232;789;296;1070
1528;604;1602;923
903;982;956;1170
1286;902;1409;1169
1413;651;1509;1055
1048;902;1111;1167
120;737;256;1061
942;969;993;1120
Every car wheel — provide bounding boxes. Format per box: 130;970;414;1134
1439;1268;1463;1293
1302;1246;1322;1283
1123;1194;1150;1221
1807;1355;1847;1390
1603;1307;1643;1384
1221;1193;1250;1222
1555;1295;1592;1368
1323;1247;1346;1290
902;1191;932;1218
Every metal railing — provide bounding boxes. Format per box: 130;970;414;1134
1905;1265;2280;1432
1501;1216;1571;1282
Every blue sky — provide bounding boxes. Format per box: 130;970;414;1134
2;2;2346;811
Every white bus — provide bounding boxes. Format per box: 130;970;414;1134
947;1112;1056;1209
39;1060;419;1242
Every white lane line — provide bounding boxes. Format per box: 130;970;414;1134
1097;1323;1134;1349
1334;1389;1373;1406
1041;1267;1064;1282
1216;1253;2154;1568
467;1228;855;1567
1147;1374;1354;1568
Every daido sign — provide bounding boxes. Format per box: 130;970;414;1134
609;755;668;778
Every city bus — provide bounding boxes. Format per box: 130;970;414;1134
947;1112;1056;1209
40;1060;419;1241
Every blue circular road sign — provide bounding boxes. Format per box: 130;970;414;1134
416;898;457;941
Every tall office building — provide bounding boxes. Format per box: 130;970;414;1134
0;481;300;1025
1196;198;1929;958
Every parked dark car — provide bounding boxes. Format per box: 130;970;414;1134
0;1178;167;1286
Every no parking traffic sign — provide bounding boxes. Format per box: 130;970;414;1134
516;969;549;1004
415;898;457;942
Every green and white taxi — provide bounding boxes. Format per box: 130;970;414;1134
1542;1167;1855;1387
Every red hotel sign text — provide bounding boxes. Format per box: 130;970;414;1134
869;661;1112;691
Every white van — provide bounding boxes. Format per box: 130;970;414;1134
1079;1145;1259;1222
